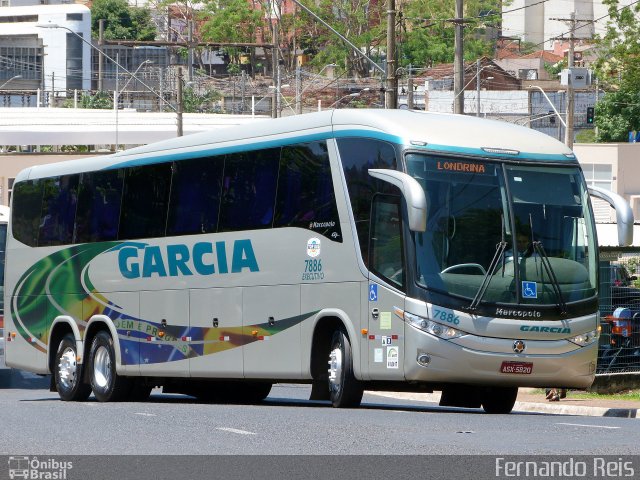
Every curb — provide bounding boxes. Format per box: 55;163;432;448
365;391;640;418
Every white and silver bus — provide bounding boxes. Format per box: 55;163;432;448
0;204;9;365
4;110;633;413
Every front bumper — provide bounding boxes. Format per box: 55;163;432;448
404;327;596;388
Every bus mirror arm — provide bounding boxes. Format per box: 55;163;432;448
588;186;634;246
368;169;427;232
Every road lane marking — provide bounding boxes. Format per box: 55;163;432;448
216;427;256;435
134;413;157;417
555;422;620;430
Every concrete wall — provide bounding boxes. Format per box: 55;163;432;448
574;143;640;226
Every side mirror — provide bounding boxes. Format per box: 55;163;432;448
588;186;634;246
368;169;427;232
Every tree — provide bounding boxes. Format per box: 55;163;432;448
592;0;640;141
91;0;157;41
199;0;264;70
400;0;502;68
293;0;387;78
182;86;222;112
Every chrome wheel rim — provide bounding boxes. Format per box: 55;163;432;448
58;347;77;390
328;344;343;393
93;345;112;390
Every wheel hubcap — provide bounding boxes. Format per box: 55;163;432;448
93;345;112;389
58;347;77;390
328;346;343;393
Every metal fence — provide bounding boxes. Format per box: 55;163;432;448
597;251;640;374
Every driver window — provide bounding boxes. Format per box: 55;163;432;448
369;194;404;289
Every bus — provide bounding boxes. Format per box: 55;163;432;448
0;204;9;366
4;110;633;413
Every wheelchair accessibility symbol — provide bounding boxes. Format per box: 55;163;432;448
522;281;537;299
369;284;378;302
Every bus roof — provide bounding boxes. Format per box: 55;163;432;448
18;110;576;182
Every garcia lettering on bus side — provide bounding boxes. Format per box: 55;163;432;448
118;239;259;278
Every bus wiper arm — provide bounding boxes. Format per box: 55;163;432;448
532;241;568;315
468;240;508;311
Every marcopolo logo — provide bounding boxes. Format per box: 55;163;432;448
118;239;259;279
8;456;72;480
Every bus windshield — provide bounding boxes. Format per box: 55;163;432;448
406;153;597;309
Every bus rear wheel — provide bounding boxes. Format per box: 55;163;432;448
89;330;131;402
54;333;92;402
481;386;518;414
328;328;363;408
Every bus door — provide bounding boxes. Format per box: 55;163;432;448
367;194;406;379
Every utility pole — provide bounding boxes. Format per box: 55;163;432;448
566;12;575;149
271;18;279;118
50;72;54;108
550;12;580;149
295;66;302;114
385;0;397;109
98;19;105;92
177;67;183;137
453;0;465;115
187;20;194;82
407;76;414;110
476;58;481;117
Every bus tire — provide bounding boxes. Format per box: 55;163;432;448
54;333;92;402
239;382;272;403
328;328;363;408
481;386;518;414
89;330;131;402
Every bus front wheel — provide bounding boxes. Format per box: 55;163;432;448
54;333;92;402
328;328;363;408
481;386;518;414
89;330;131;402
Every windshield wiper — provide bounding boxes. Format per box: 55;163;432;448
526;214;567;315
531;240;568;315
468;215;507;311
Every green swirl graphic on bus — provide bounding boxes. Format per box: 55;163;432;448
10;240;309;365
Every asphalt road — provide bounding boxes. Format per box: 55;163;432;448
0;370;638;455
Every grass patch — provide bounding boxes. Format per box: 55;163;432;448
532;388;640;401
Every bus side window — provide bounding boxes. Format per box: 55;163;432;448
38;174;79;247
166;156;224;236
119;163;172;240
219;149;280;232
336;138;398;267
74;170;124;243
369;194;404;289
275;141;341;241
12;180;43;247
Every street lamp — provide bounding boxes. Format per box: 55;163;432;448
36;23;183;137
528;85;567;128
115;59;153;151
0;75;22;90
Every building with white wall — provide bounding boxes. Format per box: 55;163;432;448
0;4;91;93
502;0;636;48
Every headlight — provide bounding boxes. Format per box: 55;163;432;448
397;308;465;340
568;329;599;347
